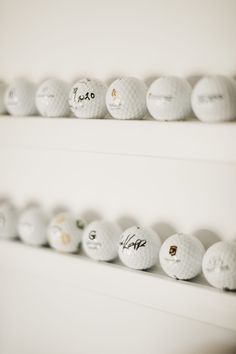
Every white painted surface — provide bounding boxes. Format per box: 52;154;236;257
0;117;236;353
1;272;235;354
1;241;236;332
0;241;236;354
0;117;236;242
1;117;236;163
0;0;236;82
0;0;236;353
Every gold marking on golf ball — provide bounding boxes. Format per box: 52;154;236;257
112;89;117;98
62;234;71;244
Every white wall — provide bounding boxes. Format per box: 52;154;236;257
0;1;236;353
0;0;236;82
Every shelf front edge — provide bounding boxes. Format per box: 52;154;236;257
0;117;236;163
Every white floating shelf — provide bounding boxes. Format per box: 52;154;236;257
0;116;236;163
0;240;235;332
1;116;236;332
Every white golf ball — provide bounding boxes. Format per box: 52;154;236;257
0;81;7;114
0;201;18;240
5;78;37;116
191;75;236;122
48;212;84;253
106;77;147;119
18;206;48;246
202;241;236;290
36;78;70;117
69;78;107;118
146;77;192;121
159;233;205;280
82;220;122;261
118;226;161;270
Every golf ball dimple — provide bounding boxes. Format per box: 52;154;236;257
0;201;18;240
159;233;205;280
146;77;192;121
202;241;236;290
106;77;147;120
48;212;83;253
191;75;236;122
82;220;122;261
0;81;7;114
118;226;161;270
36;78;70;117
5;78;37;116
69;78;107;118
18;206;48;247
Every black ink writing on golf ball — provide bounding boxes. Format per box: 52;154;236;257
89;230;96;240
120;233;146;251
77;92;95;102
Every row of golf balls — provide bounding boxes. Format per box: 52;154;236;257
0;201;236;291
0;75;236;122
